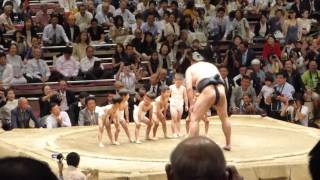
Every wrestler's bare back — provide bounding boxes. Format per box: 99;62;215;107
185;62;221;88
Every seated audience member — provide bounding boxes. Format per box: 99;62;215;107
116;65;136;92
11;97;40;129
75;4;93;32
166;136;243;180
57;79;76;112
233;66;247;87
257;76;274;115
64;15;80;43
0;52;13;89
68;92;89;126
79;96;99;126
100;93;114;106
254;13;270;38
46;103;71;128
25;47;51;83
309;140;320;180
42;14;70;46
53;47;79;80
239;94;264;115
60;152;87;180
114;0;136;26
144;73;160;96
158;68;172;87
111;15;130;44
207;7;229;41
282;60;304;94
14;30;28;58
6;43;27;84
72;31;90;62
0;88;17;130
96;2;114;28
219;66;233;107
35;4;50;30
0;5;15;32
0;157;58;180
58;0;76;13
239;41;255;67
87;18;105;43
112;43;126;74
281;96;309;126
262;35;282;61
230;75;257;113
301;60;320;97
39;85;61;118
80;46;104;80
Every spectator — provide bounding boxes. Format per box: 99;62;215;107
42;15;70;46
13;30;28;58
61;152;87;180
239;93;264;115
233;66;247;87
116;65;136;92
24;36;41;60
281;96;309;126
6;43;27;84
158;68;172;87
301;60;320;94
39;85;61;118
264;53;284;76
25;47;51;83
142;0;160;21
283;10;299;43
79;95;98;126
179;14;195;32
229;9;250;41
230;75;257;113
207;7;229;41
141;13;159;37
11;97;40;129
136;0;149;14
75;4;93;32
254;13;270;38
54;46;79;80
144;73;160;95
0;52;13;89
80;46;104;80
239;41;255;67
141;32;157;58
166;136;243;180
112;43;126;74
46;103;71;128
0;5;15;32
96;0;116;15
282;60;304;94
164;13;180;38
35;4;50;31
96;2;114;28
298;10;316;39
219;66;233;108
0;157;58;180
257;76;275;115
72;31;90;62
203;0;216;18
21;17;37;48
262;35;282;61
68;92;89;126
269;9;285;34
147;51;160;75
223;36;242;77
159;43;175;73
111;15;130;44
64;15;80;43
58;0;76;13
114;0;136;26
100;93;114;106
87;18;105;43
57;79;76;113
0;88;17;129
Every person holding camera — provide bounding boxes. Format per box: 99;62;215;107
270;72;295;120
58;152;87;180
280;96;309;126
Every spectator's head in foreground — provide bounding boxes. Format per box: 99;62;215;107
309;140;320;180
66;152;81;168
166;136;226;180
0;157;58;180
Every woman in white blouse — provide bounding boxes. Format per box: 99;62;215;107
6;43;27;84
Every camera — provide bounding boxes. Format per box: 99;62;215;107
52;153;64;161
271;89;282;111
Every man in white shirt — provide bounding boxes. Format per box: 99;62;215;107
80;46;104;80
54;47;79;80
46;103;71;128
42;15;70;46
114;0;136;27
75;4;93;32
0;52;13;89
60;152;87;180
207;7;229;41
96;0;115;15
25;47;51;83
0;5;16;32
95;2;114;28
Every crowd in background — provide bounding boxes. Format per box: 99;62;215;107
0;0;320;130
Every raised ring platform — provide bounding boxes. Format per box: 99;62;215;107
0;115;319;180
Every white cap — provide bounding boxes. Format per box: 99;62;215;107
192;52;204;62
251;58;261;65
